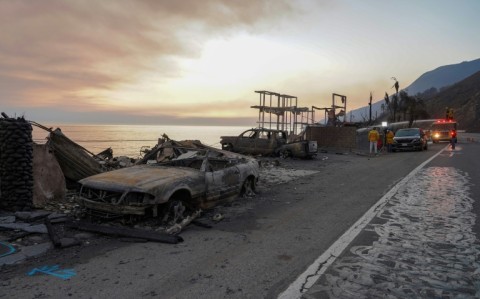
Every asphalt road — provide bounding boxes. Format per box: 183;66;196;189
302;133;480;298
1;134;478;298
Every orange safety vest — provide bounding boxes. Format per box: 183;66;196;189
386;131;394;144
368;130;379;142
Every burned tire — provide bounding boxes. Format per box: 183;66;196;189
160;191;202;235
161;200;188;226
280;149;291;159
240;177;256;197
160;191;192;225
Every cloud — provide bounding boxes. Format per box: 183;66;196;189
0;0;293;110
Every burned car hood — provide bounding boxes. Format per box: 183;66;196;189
79;165;202;192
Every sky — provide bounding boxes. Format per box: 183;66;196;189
1;0;479;126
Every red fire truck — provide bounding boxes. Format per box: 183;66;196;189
430;119;457;143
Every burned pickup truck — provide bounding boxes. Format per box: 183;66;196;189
220;128;317;159
78;140;259;231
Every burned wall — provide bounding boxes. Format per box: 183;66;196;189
32;143;66;208
0;117;34;211
306;126;357;149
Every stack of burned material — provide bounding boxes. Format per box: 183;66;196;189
46;128;103;182
137;134;208;165
30;121;139;184
0;113;34;211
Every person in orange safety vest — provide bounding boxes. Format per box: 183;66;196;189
386;129;395;152
368;127;380;155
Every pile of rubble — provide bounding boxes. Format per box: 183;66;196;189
0;116;268;267
0;207;185;266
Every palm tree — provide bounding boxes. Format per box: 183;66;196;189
391;94;399;122
393;91;430;127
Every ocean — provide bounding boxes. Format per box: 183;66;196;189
32;124;250;158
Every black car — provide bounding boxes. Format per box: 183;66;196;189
392;128;428;151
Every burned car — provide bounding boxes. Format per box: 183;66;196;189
277;140;318;159
220;128;287;156
220;128;317;158
78;141;259;226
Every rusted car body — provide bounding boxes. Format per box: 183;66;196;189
220;128;317;158
78;143;259;219
220;128;287;156
277;140;318;159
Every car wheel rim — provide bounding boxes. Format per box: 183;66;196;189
162;200;187;225
241;178;256;197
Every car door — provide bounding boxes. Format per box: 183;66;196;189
237;129;257;155
203;157;241;208
254;129;273;155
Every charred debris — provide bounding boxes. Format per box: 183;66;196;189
1;115;262;257
1;88;338;256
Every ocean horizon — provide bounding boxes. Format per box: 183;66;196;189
32;124;251;158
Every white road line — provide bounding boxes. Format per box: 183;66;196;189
278;147;448;299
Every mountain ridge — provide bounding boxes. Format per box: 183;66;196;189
407;58;480;95
424;70;480;132
347;58;480;123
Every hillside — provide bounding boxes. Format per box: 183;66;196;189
347;58;480;123
424;71;480;132
407;58;480;95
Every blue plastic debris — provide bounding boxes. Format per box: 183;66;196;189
0;241;16;258
27;265;76;280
